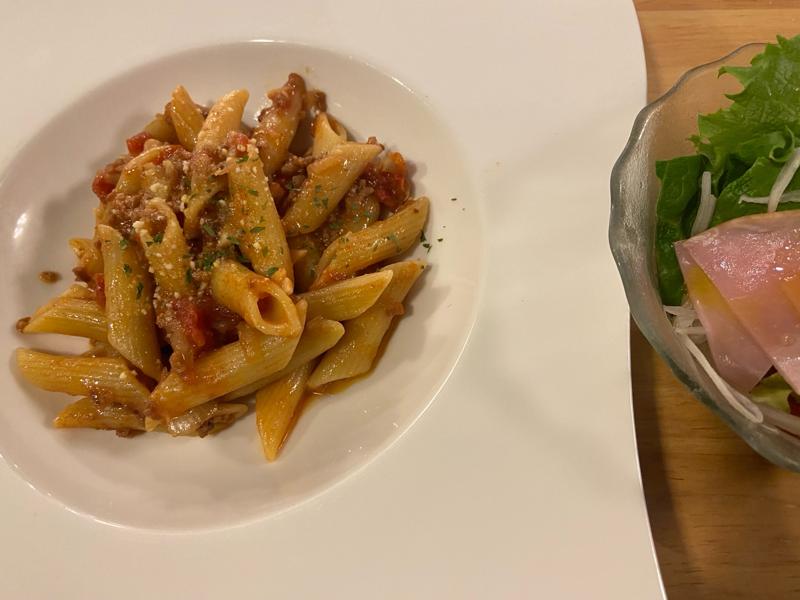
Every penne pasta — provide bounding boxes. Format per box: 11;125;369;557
256;361;315;461
54;397;145;432
97;224;163;380
281;142;382;237
17;74;431;461
164;401;248;437
142;113;178;144
308;261;424;389
184;89;249;237
225;146;294;285
16;349;150;413
23;287;107;341
195;89;249;153
113;144;177;197
298;271;393;321
149;301;307;419
69;238;103;281
312;197;429;290
135;199;192;298
289;234;323;293
210;259;300;337
221;317;344;401
168;85;205;151
311;112;347;158
254;73;306;177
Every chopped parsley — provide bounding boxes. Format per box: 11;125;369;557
146;232;164;246
422;243;432;252
250;226;265;234
200;251;221;271
135;281;144;299
437;238;444;242
201;223;216;237
119;238;129;250
265;266;279;277
226;235;240;246
123;263;132;275
247;189;259;197
236;155;249;164
386;233;401;252
185;268;193;285
450;197;457;202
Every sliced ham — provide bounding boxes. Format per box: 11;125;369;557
675;245;772;392
678;210;800;393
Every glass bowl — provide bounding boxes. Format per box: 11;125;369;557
610;42;800;472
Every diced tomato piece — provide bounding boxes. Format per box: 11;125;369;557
91;171;116;200
126;131;152;155
173;297;209;348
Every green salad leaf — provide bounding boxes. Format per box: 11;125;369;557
693;36;800;169
655;155;705;305
654;35;800;303
750;373;792;412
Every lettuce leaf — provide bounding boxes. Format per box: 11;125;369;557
693;36;800;170
654;155;705;305
654;35;800;303
750;373;792;412
710;157;800;226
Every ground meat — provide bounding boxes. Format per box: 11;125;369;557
38;271;61;283
101;191;147;236
360;152;409;210
92;156;129;201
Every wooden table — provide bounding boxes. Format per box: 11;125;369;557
632;2;800;598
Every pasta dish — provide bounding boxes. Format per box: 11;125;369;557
15;73;429;461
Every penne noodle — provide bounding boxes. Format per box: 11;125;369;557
289;234;322;293
184;89;249;237
311;112;347;158
225;146;294;285
15;74;431;459
312;197;429;290
308;261;424;389
149;301;307;419
256;361;314;461
210;259;300;337
54;397;145;432
24;289;107;342
82;340;123;359
143;113;178;144
97;224;163;380
113;144;176;196
164;401;248;437
16;349;151;413
254;73;306;177
69;238;103;281
221;317;344;401
135;199;192;298
298;270;393;321
281;142;382;237
195;89;249;153
168;85;205;151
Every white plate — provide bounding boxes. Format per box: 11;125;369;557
0;1;664;598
